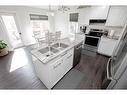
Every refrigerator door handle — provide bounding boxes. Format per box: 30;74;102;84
107;58;113;80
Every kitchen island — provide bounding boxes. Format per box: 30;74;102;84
30;34;84;89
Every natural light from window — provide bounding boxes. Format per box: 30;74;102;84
69;22;78;34
9;48;28;72
31;20;50;37
2;15;22;47
69;22;78;41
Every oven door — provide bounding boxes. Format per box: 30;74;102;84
85;35;100;47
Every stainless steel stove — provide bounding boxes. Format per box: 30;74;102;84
83;28;103;52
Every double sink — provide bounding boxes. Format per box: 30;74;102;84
38;42;69;57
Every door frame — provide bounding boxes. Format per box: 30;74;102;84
0;12;24;49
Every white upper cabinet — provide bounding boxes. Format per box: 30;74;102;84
90;6;109;19
78;8;90;25
78;6;109;25
105;6;127;27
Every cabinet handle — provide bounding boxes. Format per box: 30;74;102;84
53;63;62;69
61;52;67;57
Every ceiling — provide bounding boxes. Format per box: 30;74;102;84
31;6;59;11
29;5;92;11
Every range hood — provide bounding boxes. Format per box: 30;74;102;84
89;19;106;25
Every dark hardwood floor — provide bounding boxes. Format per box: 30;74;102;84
75;53;109;89
0;47;109;89
0;48;47;89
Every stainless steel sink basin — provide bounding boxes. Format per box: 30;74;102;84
51;43;69;50
38;47;59;57
38;43;69;57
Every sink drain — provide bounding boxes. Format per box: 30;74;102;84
46;54;50;57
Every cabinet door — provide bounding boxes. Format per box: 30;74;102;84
90;6;109;19
106;6;127;27
49;58;64;87
62;48;74;75
47;48;74;88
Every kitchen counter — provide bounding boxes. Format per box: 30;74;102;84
101;35;119;41
30;34;84;89
87;25;123;37
30;34;84;64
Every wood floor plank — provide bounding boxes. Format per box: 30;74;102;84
0;47;109;89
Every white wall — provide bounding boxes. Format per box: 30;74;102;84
54;11;73;38
0;6;55;48
54;11;69;38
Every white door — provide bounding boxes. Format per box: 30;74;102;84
0;14;23;49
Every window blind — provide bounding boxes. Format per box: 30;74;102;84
69;13;79;22
30;14;48;20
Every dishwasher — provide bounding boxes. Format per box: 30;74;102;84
73;42;83;67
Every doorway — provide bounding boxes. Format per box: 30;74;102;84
0;14;23;49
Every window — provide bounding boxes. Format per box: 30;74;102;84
69;22;78;34
31;20;49;37
69;13;79;35
30;14;49;37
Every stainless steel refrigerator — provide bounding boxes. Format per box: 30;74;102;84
107;24;127;89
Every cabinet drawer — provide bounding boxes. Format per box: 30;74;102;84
63;54;73;75
49;48;74;87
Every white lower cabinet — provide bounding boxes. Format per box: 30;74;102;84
97;37;117;56
49;58;64;88
32;48;74;89
62;49;74;75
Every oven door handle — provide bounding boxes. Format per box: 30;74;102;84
107;58;113;80
85;35;100;39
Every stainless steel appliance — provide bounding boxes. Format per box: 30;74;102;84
73;42;83;67
106;42;127;89
83;29;103;52
89;19;106;25
104;24;127;89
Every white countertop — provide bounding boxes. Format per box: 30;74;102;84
60;34;84;46
101;35;119;41
87;25;123;37
30;34;84;64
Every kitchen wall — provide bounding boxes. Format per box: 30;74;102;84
0;6;55;50
54;6;110;38
54;11;69;38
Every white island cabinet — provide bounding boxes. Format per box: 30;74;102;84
32;48;74;89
